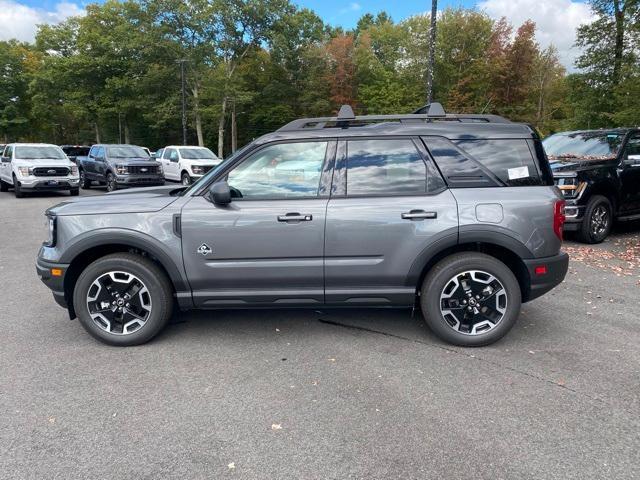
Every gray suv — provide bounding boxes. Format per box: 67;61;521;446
36;104;569;347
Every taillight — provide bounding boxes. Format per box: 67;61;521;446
553;200;566;241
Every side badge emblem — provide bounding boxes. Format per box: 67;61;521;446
197;243;212;256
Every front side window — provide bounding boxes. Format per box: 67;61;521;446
623;134;640;159
15;146;66;160
167;149;179;162
346;139;430;196
227;141;328;200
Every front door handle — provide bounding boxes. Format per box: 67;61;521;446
401;210;437;220
278;212;313;222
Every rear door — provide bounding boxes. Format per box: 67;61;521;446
619;132;640;214
181;139;335;307
0;145;11;182
324;137;458;306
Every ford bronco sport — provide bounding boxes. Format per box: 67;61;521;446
36;104;568;347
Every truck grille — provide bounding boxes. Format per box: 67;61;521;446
32;167;70;177
201;165;215;174
128;165;159;175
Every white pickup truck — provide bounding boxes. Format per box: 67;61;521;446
0;143;79;198
155;145;221;185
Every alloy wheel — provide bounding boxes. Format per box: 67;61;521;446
590;205;609;237
439;270;507;335
86;271;152;335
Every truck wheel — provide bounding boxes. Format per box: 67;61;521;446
13;175;24;198
420;252;521;347
181;172;191;185
106;173;118;192
70;188;80;196
0;179;8;192
73;253;174;346
578;195;612;244
79;169;91;189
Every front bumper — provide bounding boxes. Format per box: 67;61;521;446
36;256;69;309
115;175;165;187
18;177;80;191
522;252;569;302
562;201;585;231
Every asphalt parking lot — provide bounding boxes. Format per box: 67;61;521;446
1;188;639;480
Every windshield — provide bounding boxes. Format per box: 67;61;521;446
543;132;623;159
179;148;217;160
15;146;67;160
107;146;150;158
179;143;252;196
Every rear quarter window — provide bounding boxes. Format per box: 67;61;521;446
454;139;543;187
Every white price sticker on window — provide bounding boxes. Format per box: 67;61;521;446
507;166;529;180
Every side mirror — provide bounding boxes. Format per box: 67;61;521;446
208;181;231;205
626;154;640;167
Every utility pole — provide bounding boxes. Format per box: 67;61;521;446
118;113;123;143
426;0;438;103
176;59;188;145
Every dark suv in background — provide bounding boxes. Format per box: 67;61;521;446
78;144;164;192
544;129;640;243
37;104;568;347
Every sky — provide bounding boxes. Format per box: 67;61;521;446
0;0;595;69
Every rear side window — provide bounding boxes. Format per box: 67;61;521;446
454;139;542;186
345;139;443;196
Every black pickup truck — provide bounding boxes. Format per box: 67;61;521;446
543;129;640;243
78;144;164;192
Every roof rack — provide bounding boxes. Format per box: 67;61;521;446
278;103;511;131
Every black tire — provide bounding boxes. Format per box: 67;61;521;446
420;252;522;347
73;253;174;346
577;195;613;244
70;188;80;196
181;172;191;185
79;169;91;189
0;179;8;192
13;176;24;198
106;172;118;192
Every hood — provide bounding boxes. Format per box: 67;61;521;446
14;158;74;167
549;156;615;175
48;185;183;216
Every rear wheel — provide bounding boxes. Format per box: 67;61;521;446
79;169;91;189
420;252;521;347
13;175;24;198
73;253;174;346
578;195;612;244
0;179;8;192
106;172;117;192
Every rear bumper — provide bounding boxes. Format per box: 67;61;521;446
523;252;569;302
36;257;69;309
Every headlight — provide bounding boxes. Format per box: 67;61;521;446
555;176;585;198
70;165;78;176
17;167;31;177
45;215;56;247
191;165;204;175
116;165;128;175
157;162;163;174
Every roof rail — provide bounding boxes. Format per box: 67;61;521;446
278;103;510;131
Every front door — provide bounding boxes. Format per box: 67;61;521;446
619;132;640;215
164;148;180;181
181;140;334;307
324;137;459;306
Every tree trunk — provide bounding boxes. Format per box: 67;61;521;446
192;83;204;147
231;101;237;153
218;96;227;158
612;0;624;86
94;122;101;143
124;117;131;144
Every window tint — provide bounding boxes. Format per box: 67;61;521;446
346;139;431;196
227;141;327;200
454;139;542;187
624;134;640;158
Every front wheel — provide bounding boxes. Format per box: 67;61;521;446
13;176;24;198
106;173;118;192
578;195;613;244
70;188;79;196
0;179;8;192
420;252;521;347
79;169;91;189
181;172;191;185
73;253;174;346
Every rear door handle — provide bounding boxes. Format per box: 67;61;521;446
401;210;437;220
278;213;313;222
